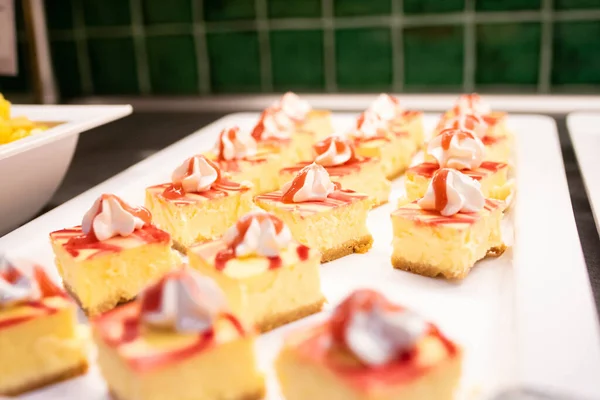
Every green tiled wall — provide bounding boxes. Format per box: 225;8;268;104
2;0;600;97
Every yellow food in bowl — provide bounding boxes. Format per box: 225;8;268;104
0;94;47;145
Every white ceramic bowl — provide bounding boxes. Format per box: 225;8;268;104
0;105;132;235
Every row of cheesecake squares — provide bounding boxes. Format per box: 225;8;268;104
0;255;461;400
46;91;514;318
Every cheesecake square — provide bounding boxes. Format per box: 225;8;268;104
92;269;265;400
205;126;283;195
405;162;511;203
279;136;391;205
50;195;180;316
0;262;88;396
188;212;325;332
145;155;254;250
349;112;419;180
391;200;505;279
255;164;374;262
276;289;462;400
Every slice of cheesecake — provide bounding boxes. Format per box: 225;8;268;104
188;212;325;332
276;289;462;400
255;163;374;263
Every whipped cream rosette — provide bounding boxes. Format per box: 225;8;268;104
313;136;357;167
367;94;403;121
330;289;428;366
140;268;229;333
428;128;485;170
82;194;152;241
418;168;485;216
214;126;257;161
222;212;292;258
172;155;223;193
453;93;491;116
280;163;338;203
440;112;488;138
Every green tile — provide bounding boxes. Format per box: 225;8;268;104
404;0;464;14
204;0;255;21
404;26;463;87
51;40;82;97
44;0;74;30
83;0;131;27
335;28;392;90
552;21;600;85
0;42;31;93
268;0;322;18
143;0;192;24
334;0;391;16
87;37;139;94
207;32;261;92
270;30;324;91
555;0;600;9
146;35;198;94
476;23;540;85
476;0;541;11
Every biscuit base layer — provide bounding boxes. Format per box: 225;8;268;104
257;298;326;333
392;245;507;280
65;282;133;317
1;361;88;397
111;386;265;400
321;235;374;263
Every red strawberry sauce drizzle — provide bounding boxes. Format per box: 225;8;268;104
94;302;246;373
408;161;506;179
432;169;450;212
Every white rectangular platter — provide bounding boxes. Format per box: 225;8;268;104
1;113;599;400
567;112;600;238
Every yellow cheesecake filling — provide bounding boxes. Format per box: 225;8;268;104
0;297;88;395
188;239;324;331
391;201;505;279
353;131;418;180
145;184;254;248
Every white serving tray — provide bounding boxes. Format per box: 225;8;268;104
567;112;600;238
1;113;599;400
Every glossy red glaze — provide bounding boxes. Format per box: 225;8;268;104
438;128;476;150
216;127;239;161
432;169;450;212
313;136;358;165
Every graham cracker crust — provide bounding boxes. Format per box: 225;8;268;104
321;235;373;263
392;245;507;280
1;361;88;397
110;385;265;400
257;298;325;333
65;282;134;317
172;240;189;254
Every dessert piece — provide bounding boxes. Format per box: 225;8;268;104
406;128;512;202
276;289;462;400
188;211;325;332
145;155;254;249
50;194;179;316
255;163;373;262
348;95;422;179
252;92;333;165
279;136;391;205
392;168;506;279
0;258;88;396
92;268;265;400
204;126;282;194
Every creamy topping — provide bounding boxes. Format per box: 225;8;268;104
353;111;387;139
367;94;403;121
454;93;491;116
141;268;229;333
331;289;427;367
82;194;151;241
0;256;40;308
172;155;220;193
281;163;336;203
418;168;485;216
214;126;257;160
222;212;292;258
252;109;294;141
314;136;356;167
277;92;312;122
428;128;484;170
441;112;487;138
